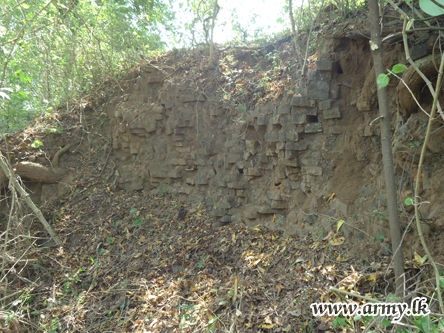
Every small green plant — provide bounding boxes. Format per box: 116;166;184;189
132;215;143;227
129;207;144;227
373;234;385;243
372;209;388;224
405;197;414;206
303;319;314;333
377;63;408;89
178;304;198;328
90;257;99;268
332;315;354;329
237;104;247;112
409;141;420;148
197;254;207;268
31;140;43;148
45;126;62;134
157;182;170;196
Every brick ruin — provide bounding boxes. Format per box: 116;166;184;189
107;36;444;252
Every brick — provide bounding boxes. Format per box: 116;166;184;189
256;206;280;214
283;179;299;189
271;115;280;125
265;132;279;143
319;100;333;110
257;116;266;126
275;167;286;179
195;157;206;166
227;182;250;189
221;215;232;223
276;142;285;150
227;154;243;164
304;108;317;116
172;134;184;141
305;123;323;133
245;140;259;150
176;147;191;153
150;170;168;178
316;59;333;71
215;202;231;209
151;104;164;113
284;130;298;141
271;200;286;209
141;119;157;133
285;150;298;159
212;208;226;217
167;169;181;178
245;167;262;176
305;166;323;176
267;192;281;200
292;113;306;125
307;80;330;100
291;96;315;107
278;104;291;115
196;177;209;185
280;158;299;167
236;190;246;197
286;142;308;151
266;146;277;156
170;158;187;166
323;106;341;119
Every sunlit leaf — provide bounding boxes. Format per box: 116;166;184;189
337;220;344;233
392;64;408;74
405;197;413;206
377;74;389;89
326;193;335;203
419;0;444;16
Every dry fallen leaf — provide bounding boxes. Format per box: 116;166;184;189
330;236;345;246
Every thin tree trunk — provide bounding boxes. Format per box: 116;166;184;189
289;0;304;65
301;0;326;75
209;0;219;67
368;0;404;296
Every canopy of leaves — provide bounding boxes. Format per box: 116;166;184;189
0;0;174;134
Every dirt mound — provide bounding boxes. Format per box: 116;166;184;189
2;8;444;332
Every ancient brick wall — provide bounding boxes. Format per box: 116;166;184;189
107;43;444;247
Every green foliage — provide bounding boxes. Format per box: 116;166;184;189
373;234;385;242
183;0;219;45
0;0;174;134
405;197;414;206
419;0;444;16
178;303;198;327
332;316;349;329
197;254;207;268
377;63;408;89
31;140;44;148
132;215;144;227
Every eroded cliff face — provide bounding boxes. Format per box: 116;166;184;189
106;34;444;255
